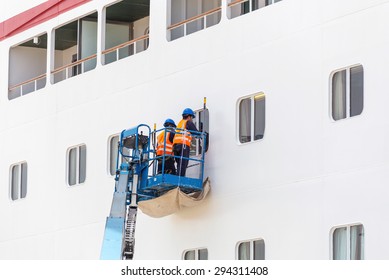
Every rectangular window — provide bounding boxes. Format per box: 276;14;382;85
67;144;87;186
333;227;347;260
108;135;120;176
183;248;208;260
52;12;97;84
253;239;266;260
198;248;208;260
191;108;209;156
332;224;364;260
239;98;252;143
8;33;47;100
103;0;150;65
350;66;364;117
238;93;265;144
228;0;282;20
109;134;131;175
238;241;250;260
10;162;28;201
331;65;364;121
168;0;222;41
237;239;265;260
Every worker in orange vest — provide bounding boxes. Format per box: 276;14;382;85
156;119;176;175
173;108;199;176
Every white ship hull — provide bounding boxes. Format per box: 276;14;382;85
1;0;388;259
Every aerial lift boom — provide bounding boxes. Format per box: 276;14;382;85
100;125;150;260
100;116;208;260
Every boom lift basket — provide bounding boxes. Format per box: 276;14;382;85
101;124;209;259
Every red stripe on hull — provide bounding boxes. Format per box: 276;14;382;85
0;0;91;41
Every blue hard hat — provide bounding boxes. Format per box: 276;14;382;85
182;108;195;118
164;118;176;127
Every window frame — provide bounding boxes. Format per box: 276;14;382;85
108;134;121;176
102;1;150;65
236;238;265;260
330;64;364;122
227;0;282;20
330;223;364;260
182;247;208;260
8;32;48;100
237;92;266;144
51;11;98;84
9;161;28;201
167;0;222;41
191;108;209;156
66;144;87;186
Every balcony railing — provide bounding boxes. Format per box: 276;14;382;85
51;54;97;82
167;6;222;38
228;0;250;7
102;34;149;64
228;0;281;18
8;73;46;98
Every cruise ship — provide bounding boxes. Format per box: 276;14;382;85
0;0;385;260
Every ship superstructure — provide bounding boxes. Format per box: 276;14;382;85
0;0;388;260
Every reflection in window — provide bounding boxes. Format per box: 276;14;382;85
228;0;282;20
184;250;196;260
238;241;250;260
253;239;266;260
331;65;364;121
332;224;364;260
237;239;265;260
108;135;121;176
238;93;265;144
10;162;28;201
183;248;208;260
109;134;133;175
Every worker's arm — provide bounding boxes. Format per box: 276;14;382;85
186;120;209;152
186;120;199;133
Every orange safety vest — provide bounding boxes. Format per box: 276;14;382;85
173;119;192;146
156;131;174;156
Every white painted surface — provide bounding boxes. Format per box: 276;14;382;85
1;0;389;259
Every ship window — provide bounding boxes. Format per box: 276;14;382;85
103;0;150;65
10;162;28;201
108;135;120;176
52;12;97;84
237;239;265;260
167;0;222;41
238;93;265;144
108;134;131;176
228;0;282;20
183;248;208;260
332;224;364;260
191;108;209;156
67;144;87;186
331;65;364;121
8;33;47;100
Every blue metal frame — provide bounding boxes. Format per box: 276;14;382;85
101;124;207;259
114;124;207;202
143;127;207;198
